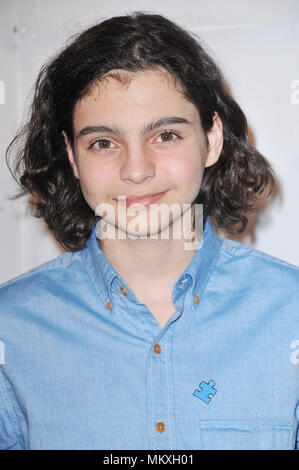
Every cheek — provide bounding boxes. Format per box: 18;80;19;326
76;162;111;209
164;148;205;188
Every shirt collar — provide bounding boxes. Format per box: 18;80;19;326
82;216;222;307
183;215;222;301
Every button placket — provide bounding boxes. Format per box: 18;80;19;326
147;327;177;449
151;338;169;446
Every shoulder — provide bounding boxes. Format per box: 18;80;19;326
218;236;299;288
0;250;82;299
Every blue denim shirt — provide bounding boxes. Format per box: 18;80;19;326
0;217;298;450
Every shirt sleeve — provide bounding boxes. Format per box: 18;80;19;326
0;367;28;450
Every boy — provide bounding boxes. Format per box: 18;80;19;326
1;12;298;450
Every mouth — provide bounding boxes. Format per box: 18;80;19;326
114;190;168;208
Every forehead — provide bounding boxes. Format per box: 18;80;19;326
73;68;198;126
80;67;183;101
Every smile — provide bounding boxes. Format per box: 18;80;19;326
114;190;168;208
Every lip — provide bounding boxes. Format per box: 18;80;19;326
114;190;168;207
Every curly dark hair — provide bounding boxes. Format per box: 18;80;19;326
5;11;275;251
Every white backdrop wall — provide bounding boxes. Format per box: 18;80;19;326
0;0;298;284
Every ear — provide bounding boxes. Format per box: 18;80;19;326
204;112;223;168
62;131;79;179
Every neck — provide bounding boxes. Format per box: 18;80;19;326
98;209;203;295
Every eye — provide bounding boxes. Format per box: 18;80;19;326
89;139;117;151
155;131;180;143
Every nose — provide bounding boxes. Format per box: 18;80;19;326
120;145;155;185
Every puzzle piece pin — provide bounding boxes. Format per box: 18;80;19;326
193;380;217;404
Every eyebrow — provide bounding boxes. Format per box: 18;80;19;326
76;116;191;139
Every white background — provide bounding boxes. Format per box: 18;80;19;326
0;0;298;284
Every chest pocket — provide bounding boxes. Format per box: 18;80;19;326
199;419;297;450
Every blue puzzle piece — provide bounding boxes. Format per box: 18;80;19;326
193;380;217;404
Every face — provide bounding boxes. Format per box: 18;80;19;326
64;68;223;239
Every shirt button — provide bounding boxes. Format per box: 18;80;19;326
153;344;161;354
106;301;113;310
120;286;128;296
179;281;183;287
194;294;200;303
155;422;166;433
